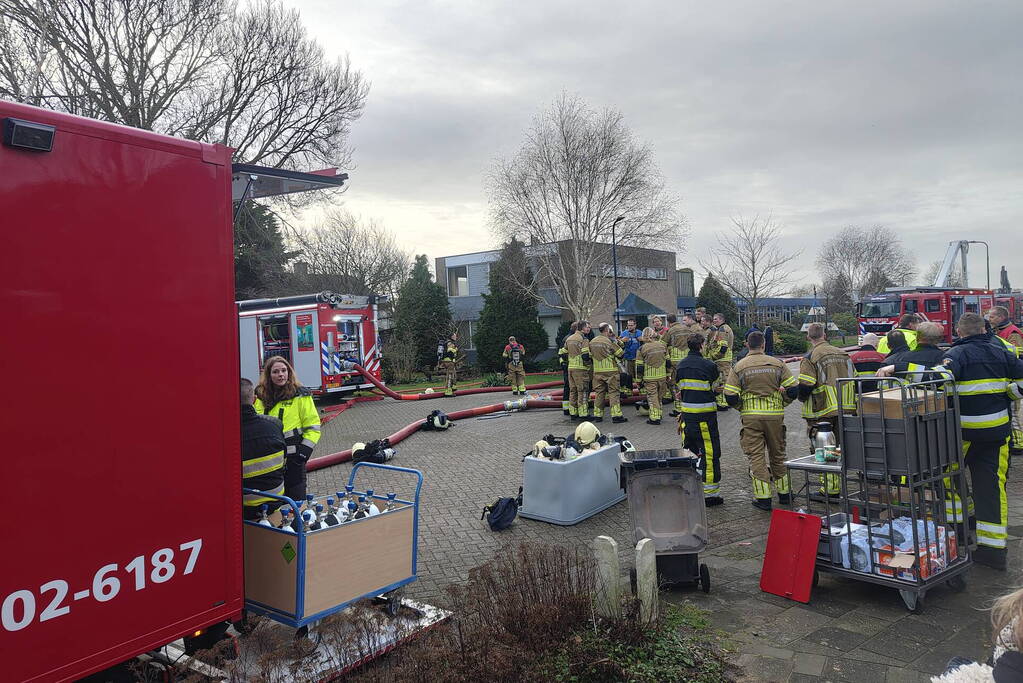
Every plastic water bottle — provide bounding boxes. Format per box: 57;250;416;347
385;492;397;512
364;489;381;516
257;504;273;527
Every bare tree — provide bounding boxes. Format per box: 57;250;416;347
0;0;368;168
292;210;412;303
702;215;801;323
815;225;916;299
487;93;686;320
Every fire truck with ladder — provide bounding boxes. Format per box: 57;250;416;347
857;240;1020;343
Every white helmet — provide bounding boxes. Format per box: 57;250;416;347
574;421;601;447
532;440;550;458
424;387;435;394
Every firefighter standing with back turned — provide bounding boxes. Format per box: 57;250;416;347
558;322;578;415
440;331;460;396
933;313;1023;569
566;321;592;420
724;331;798;510
707;313;734;409
675;335;724;505
503;336;527;395
590;323;629;423
798;322;856;497
637;327;670;425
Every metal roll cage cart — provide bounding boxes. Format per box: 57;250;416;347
785;375;972;613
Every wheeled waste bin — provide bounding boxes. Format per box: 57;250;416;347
620;449;710;592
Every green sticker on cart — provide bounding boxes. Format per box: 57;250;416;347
281;542;296;564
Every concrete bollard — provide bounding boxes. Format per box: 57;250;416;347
593;535;620;618
635;538;658;624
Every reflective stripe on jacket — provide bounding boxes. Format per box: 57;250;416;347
724;349;796;416
590;335;623;374
241;404;286;506
675;353;720;414
637;340;669;380
254;390;321;460
566;332;590;370
935;334;1023;442
799;342;855;418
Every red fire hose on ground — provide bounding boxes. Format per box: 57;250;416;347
307;365;645;473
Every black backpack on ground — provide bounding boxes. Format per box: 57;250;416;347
481;487;523;531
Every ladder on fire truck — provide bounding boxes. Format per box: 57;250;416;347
931;240;990;289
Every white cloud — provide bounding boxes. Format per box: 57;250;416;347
283;0;1023;288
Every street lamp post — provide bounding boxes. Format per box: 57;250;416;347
612;215;625;332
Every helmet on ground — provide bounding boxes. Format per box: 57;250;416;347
424;387;435;394
532;440;550;457
574;421;601;447
427;410;450;429
351;442;366;457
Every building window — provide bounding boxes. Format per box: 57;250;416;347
447;266;469;297
677;269;695;297
456;320;476;350
596;265;668;280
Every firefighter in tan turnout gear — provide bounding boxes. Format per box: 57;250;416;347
590;323;628;424
706;313;734;409
798;322;856;496
566;321;593;419
502;336;527;395
662;314;691;415
724;331;799;511
636;327;670;425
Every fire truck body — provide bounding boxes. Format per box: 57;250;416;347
1;100;348;681
857;288;995;343
238;292;384;395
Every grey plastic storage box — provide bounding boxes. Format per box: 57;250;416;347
518;442;626;525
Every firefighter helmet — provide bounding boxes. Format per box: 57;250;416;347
424;387;435;394
426;410;450;430
574;421;601;447
351;442;366;458
532;440;549;457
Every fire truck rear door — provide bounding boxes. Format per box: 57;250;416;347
238;316;260;382
291;310;322;390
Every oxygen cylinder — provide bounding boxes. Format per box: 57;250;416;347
364;489;381;516
257;504;273;527
385;492;397;511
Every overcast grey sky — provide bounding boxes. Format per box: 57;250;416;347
284;0;1022;290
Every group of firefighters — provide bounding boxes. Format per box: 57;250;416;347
547;306;1023;572
423;303;1023;571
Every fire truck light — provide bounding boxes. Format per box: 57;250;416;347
332;315;342;321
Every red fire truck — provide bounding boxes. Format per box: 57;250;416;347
0;100;354;680
857;288;996;343
238;291;385;395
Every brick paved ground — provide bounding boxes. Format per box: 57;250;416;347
308;378;1023;682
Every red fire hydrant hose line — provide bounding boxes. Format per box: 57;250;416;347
306;364;642;472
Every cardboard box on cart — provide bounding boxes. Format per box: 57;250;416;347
859;388;946;419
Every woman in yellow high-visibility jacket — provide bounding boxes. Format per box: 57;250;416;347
254;356;321;502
